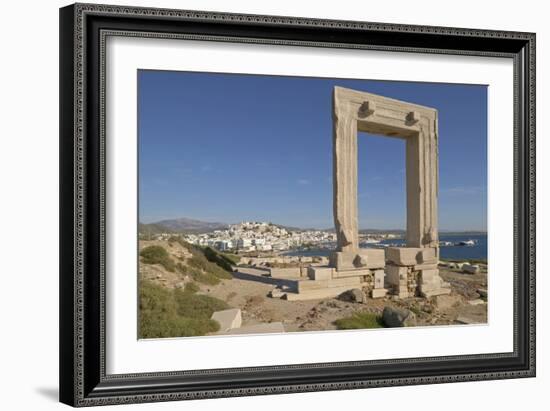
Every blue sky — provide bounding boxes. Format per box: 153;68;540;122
138;70;487;231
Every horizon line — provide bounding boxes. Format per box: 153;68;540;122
139;218;487;233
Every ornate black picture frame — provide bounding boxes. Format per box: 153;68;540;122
59;3;535;407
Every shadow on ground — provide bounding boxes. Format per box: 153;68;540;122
231;269;297;291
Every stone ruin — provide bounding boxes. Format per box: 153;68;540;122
287;86;450;300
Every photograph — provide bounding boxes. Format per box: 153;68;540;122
53;1;536;407
137;70;489;338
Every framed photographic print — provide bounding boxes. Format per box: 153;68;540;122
59;3;536;407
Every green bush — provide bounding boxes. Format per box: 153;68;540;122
176;262;187;275
140;310;220;338
156;238;234;282
203;247;238;272
174;289;229;319
188;255;208;270
184;282;200;294
140;245;175;272
139;280;227;338
220;252;241;265
188;254;233;281
334;312;385;330
188;267;221;285
140;278;178;315
168;235;196;252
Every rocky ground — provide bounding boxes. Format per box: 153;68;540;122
139;238;488;334
202;265;488;332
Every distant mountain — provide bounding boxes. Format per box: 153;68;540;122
141;218;228;234
138;222;175;236
139;218;485;236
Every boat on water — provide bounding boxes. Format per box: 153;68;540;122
362;238;381;244
458;239;476;246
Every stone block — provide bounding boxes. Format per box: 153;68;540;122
353;254;368;267
296;276;361;293
386;247;422;266
419;269;439;283
339;288;366;303
211;308;242;331
371;288;388;298
421;287;451;298
373;269;385;289
419;279;442;293
418;268;451;297
318;256;329;265
307;266;334;281
420;278;451;296
417;247;437;264
354;248;385;268
332;268;371;278
269;267;302;279
385;265;408;286
331;249;385;270
382;306;417;327
268;289;285;298
330;251;355;271
386;247;437;266
284;284;365;301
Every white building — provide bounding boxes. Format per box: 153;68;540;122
237;238;252;248
214;240;233;251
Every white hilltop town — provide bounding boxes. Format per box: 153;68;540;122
147;221;401;253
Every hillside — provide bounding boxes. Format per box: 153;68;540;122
140;217;228;234
138;236;240;338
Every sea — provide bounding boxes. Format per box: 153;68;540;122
283;233;487;261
